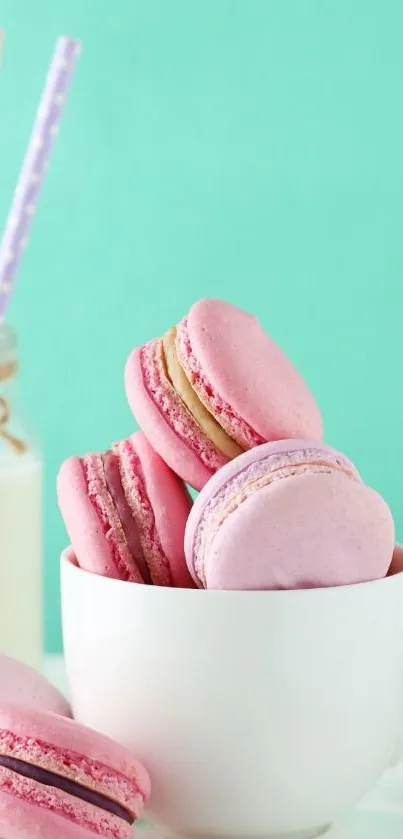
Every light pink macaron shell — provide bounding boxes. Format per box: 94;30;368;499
125;347;213;490
204;470;394;590
0;655;71;717
186;299;323;442
131;431;194;587
57;456;119;579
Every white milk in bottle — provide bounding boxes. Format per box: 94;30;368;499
0;323;43;669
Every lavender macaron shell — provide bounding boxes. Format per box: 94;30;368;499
184;439;358;585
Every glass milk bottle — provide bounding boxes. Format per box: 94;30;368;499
0;322;43;669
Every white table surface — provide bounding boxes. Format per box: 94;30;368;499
44;655;403;838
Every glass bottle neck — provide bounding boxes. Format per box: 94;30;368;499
0;325;27;456
0;357;18;387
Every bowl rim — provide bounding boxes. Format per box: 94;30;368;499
60;545;403;599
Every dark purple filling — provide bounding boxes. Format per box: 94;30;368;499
0;754;133;825
102;451;152;584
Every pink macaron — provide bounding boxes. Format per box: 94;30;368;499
125;299;323;490
57;430;194;587
185;440;395;590
0;703;150;838
0;655;71;718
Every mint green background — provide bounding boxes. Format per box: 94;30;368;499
0;1;402;653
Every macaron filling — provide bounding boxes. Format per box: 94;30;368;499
101;451;152;584
82;442;174;586
0;767;131;838
139;338;227;472
176;316;266;450
0;723;149;818
0;754;134;824
191;446;359;586
163;326;243;460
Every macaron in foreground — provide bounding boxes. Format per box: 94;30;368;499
0;655;71;718
57;431;194;587
0;703;150;838
185;440;395;590
125;298;323;489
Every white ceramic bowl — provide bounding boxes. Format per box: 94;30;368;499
61;549;403;839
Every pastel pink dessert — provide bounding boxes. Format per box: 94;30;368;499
57;431;194;587
125;299;323;490
185;440;395;590
0;703;150;838
0;655;71;718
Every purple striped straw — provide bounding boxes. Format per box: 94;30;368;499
0;36;81;320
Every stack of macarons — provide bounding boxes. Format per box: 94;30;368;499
0;654;151;838
58;432;194;587
58;297;395;591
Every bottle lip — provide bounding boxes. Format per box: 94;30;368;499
0;322;17;356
